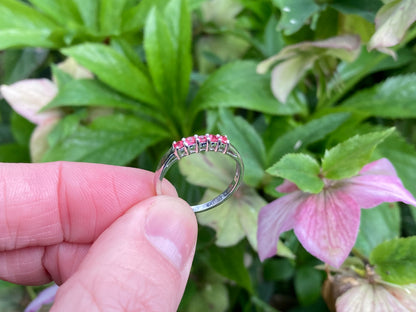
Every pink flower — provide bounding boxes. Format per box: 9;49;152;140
24;284;59;312
257;158;416;268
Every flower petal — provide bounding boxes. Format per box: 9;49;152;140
30;118;60;162
344;161;416;208
257;191;305;261
276;179;299;193
359;158;398;176
24;283;59;312
336;282;411;312
386;284;416;310
271;54;317;103
0;79;59;125
294;190;360;268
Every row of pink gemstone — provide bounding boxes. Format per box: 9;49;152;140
173;134;228;149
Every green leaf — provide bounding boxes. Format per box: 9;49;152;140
29;0;82;26
144;0;191;107
42;114;167;165
219;109;266;186
321;128;394;180
61;43;159;105
192;61;306;116
99;0;129;35
71;0;99;31
51;65;74;88
1;48;49;84
0;29;59;49
0;0;58;29
44;79;141;110
11;112;35;147
340;74;416;118
207;243;253;293
267;112;350;166
294;266;323;306
121;0;166;32
329;0;381;21
370;237;416;285
0;143;30;162
186;281;229;312
267;153;324;193
354;203;400;257
273;0;321;35
263;258;295;281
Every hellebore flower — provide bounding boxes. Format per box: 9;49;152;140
24;284;59;312
368;0;416;58
257;35;361;103
257;158;416;268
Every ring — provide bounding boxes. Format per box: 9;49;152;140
155;134;244;213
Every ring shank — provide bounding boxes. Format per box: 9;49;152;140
154;144;243;213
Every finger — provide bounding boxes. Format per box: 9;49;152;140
0;161;176;252
51;196;197;312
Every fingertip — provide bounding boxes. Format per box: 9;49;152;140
160;179;178;197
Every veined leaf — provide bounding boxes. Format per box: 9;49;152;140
29;0;82;26
370;237;416;285
192;61;306;116
71;0;99;31
99;0;129;35
267;153;324;193
340;74;416;118
62;43;159;106
322;128;394;180
42;114;167;165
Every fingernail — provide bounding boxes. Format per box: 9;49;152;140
145;197;195;270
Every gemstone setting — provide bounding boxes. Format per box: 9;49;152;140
172;134;229;159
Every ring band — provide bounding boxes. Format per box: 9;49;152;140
154;134;244;213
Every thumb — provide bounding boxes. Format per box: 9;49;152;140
51;195;197;312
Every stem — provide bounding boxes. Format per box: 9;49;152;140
25;286;37;300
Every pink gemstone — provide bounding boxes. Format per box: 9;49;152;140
219;135;228;143
198;135;208;143
185;136;196;145
173;140;184;149
208;134;219;142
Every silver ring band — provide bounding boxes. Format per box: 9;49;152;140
154;134;244;213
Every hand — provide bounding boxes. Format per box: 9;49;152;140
0;162;197;311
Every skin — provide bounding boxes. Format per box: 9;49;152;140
0;161;198;312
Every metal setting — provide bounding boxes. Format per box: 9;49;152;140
155;134;244;213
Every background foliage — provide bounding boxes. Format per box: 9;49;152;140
1;0;416;311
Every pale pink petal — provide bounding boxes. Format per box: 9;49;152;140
24;283;59;312
386;284;416;310
257;191;305;261
56;57;93;80
0;79;60;125
294;189;360;268
344;175;416;209
276;179;298;193
271;54;317;103
368;0;416;52
30;118;60;162
336;283;410;312
359;158;398;176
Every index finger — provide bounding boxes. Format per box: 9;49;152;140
0;161;175;251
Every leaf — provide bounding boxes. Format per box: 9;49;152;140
11;111;35;147
42;114;167;165
197;186;265;249
207;243;253;293
294;266;323;306
186;281;229;312
99;0;129;35
192;61;306;116
321;128;394;180
273;0;321;35
121;0;166;32
340;74;416;118
219;109;266;186
71;0;99;31
44;79;141;110
61;43;159;106
0;29;59;49
329;0;381;21
267;153;324;193
0;143;30;162
143;0;191;107
354;203;400;257
1;48;49;84
268;112;350;166
370;237;416;285
29;0;82;26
